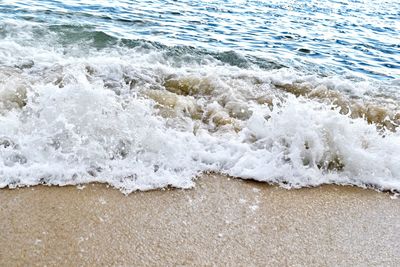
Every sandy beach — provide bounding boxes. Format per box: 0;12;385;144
1;0;400;266
1;174;399;266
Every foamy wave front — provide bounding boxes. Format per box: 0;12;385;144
1;29;400;193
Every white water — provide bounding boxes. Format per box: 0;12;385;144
1;24;400;193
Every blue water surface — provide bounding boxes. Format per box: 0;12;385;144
0;0;399;79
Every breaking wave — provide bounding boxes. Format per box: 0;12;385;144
1;21;400;193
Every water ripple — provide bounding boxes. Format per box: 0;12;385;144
0;0;399;79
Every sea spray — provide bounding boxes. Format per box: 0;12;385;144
0;49;399;193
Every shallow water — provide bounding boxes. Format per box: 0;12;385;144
0;0;400;193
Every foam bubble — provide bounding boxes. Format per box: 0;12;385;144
0;25;400;193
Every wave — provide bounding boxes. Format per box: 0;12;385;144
0;23;400;193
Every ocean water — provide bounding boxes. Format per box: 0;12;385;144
0;0;399;193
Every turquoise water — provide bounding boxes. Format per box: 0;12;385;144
0;0;400;193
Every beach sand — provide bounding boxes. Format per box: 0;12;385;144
1;174;399;266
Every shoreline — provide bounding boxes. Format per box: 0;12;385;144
1;174;399;266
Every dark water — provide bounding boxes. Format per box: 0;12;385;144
1;0;399;79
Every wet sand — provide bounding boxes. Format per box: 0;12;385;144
1;174;399;266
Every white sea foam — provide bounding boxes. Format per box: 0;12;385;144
1;29;400;193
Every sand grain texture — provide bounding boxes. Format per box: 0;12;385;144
1;174;400;266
